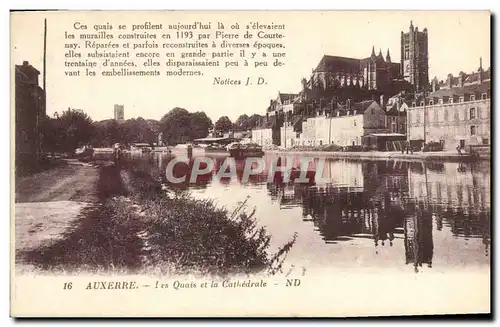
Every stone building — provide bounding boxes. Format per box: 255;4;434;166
15;61;45;167
252;21;430;149
407;60;491;152
251;126;273;147
265;92;299;146
400;21;429;91
385;96;408;134
283;99;389;147
306;21;427;98
114;104;125;121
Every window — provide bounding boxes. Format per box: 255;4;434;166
469;108;476;120
459;97;464;103
470;125;476;135
420;101;425;106
412;102;416;107
470;95;475;101
482;138;489;145
481;93;487;100
429;100;434;106
438;99;443;105
371;108;375;114
353;120;357;127
449;98;454;104
416;112;421;123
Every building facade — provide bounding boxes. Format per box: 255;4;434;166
407;63;491;151
251;127;273;147
284;100;388;148
15;61;45;166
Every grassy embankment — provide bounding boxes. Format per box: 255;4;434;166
19;159;297;276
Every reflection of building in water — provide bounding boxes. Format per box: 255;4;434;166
404;202;434;273
300;183;405;245
408;161;490;211
407;161;490;255
316;159;364;188
263;158;410;246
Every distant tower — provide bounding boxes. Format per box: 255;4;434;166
401;21;429;91
114;104;124;120
157;132;163;146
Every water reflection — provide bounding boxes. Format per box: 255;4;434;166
120;152;491;271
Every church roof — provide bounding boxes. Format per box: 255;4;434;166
314;55;361;74
352;100;376;111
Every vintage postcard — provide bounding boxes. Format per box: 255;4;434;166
10;10;491;317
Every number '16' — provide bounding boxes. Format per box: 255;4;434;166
63;282;72;290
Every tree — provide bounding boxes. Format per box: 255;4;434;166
189;111;213;140
214;116;233;134
40;114;61;155
246;114;264;130
57;108;94;153
121;117;157;146
159;108;193;145
234;114;249;132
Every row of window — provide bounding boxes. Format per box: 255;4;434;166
412;93;488;107
468;125;489;137
410;106;487;123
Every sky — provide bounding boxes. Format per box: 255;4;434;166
11;10;490;123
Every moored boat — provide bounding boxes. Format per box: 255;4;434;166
228;143;264;158
204;144;228;153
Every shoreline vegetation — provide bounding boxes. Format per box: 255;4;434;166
16;158;297;277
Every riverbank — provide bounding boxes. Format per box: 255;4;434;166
264;150;485;162
14;159;103;273
15;157;296;276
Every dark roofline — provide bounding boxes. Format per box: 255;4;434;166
15;63;41;75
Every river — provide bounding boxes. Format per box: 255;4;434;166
121;152;491;275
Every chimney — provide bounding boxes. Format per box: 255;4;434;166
478;57;483;83
22;61;29;66
458;72;465;88
432;77;438;92
447;74;453;89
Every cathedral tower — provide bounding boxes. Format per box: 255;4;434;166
400;21;429;91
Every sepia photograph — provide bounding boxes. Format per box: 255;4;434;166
10;10;491;317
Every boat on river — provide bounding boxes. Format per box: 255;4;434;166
228;143;264;158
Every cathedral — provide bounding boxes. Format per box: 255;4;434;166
306;21;429;100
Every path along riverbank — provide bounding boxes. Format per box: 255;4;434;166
264;150;487;162
14;157;296;276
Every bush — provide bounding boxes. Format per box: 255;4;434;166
123;165;297;276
